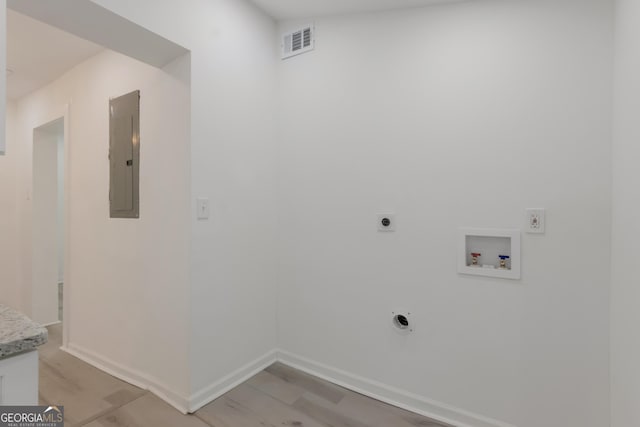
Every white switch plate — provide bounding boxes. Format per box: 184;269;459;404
526;208;545;234
197;198;210;220
377;213;396;232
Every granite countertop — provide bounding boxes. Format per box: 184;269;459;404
0;304;48;359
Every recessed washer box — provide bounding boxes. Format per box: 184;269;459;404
458;228;521;280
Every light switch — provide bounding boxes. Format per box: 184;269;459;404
197;198;210;220
526;208;545;234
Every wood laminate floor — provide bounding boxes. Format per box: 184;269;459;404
39;325;450;427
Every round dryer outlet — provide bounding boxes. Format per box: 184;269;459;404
391;309;414;334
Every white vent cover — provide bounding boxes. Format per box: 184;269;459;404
282;25;314;59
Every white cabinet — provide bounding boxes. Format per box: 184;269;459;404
0;350;39;405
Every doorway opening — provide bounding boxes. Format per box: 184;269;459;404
32;117;65;326
5;0;191;412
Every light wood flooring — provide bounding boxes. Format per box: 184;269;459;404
39;324;450;427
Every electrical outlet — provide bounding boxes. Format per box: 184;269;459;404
377;213;396;232
526;208;545;234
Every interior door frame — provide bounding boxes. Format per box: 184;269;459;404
31;103;71;348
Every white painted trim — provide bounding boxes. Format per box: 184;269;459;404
62;343;190;414
61;103;71;351
276;349;517;427
40;320;61;328
188;350;278;413
30;104;71;331
59;342;515;427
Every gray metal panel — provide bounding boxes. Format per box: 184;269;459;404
109;90;140;218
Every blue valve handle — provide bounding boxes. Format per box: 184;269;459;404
498;255;510;260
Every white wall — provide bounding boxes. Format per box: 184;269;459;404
611;0;640;425
0;0;6;155
31;123;61;325
86;0;280;406
9;49;192;404
0;101;20;309
3;0;621;424
277;1;613;426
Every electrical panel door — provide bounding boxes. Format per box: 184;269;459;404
109;90;140;218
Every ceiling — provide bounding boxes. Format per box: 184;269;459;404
250;0;464;20
5;1;462;100
6;9;104;100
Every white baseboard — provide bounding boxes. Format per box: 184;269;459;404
276;349;516;427
60;343;515;427
188;350;278;413
62;343;190;414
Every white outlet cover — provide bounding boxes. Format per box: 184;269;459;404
526;208;545;234
377;213;396;232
